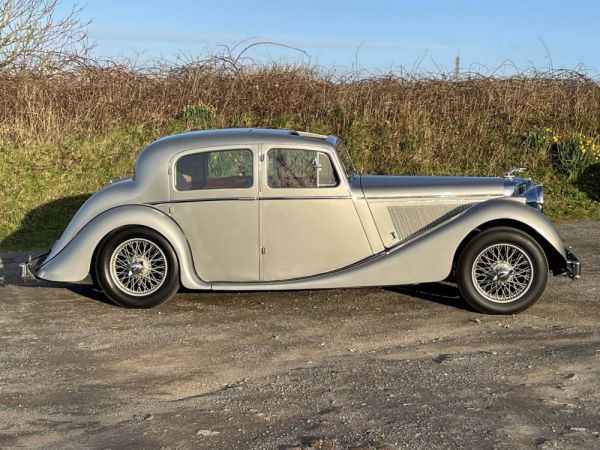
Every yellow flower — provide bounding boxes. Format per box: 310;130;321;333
552;135;559;143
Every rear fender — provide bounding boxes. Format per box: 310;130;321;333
37;205;209;289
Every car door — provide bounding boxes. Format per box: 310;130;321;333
169;145;259;282
260;144;373;281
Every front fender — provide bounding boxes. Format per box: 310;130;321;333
214;197;567;290
37;205;209;289
455;197;567;259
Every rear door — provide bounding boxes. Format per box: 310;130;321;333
169;145;259;282
259;145;373;281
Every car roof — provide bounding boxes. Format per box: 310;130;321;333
152;128;337;150
135;129;340;182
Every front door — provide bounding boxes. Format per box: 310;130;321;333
169;145;259;282
260;145;373;281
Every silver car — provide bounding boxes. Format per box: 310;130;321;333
21;128;580;313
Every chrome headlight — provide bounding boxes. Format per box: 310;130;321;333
526;184;544;212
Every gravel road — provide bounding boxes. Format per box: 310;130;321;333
0;221;598;450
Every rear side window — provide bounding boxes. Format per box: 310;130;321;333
267;149;338;188
176;149;253;191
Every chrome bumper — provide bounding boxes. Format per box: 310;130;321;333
565;248;581;279
19;252;49;281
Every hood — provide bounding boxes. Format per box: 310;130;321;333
357;175;509;199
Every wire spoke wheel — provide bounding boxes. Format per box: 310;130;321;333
109;238;168;296
471;243;534;303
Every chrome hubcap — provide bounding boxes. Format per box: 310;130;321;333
109;238;167;296
471;243;533;303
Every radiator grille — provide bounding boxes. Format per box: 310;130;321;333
387;203;473;242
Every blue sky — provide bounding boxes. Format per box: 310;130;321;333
61;0;600;74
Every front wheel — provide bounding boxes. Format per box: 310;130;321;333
456;227;548;314
95;227;180;308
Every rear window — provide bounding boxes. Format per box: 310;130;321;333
175;149;253;191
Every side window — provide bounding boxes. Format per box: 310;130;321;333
267;149;338;188
176;149;253;191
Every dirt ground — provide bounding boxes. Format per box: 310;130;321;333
0;221;598;450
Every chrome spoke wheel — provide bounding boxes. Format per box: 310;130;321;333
109;238;168;296
471;243;533;303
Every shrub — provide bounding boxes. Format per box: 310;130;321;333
556;135;600;180
180;101;216;123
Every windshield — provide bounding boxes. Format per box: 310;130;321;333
336;139;357;177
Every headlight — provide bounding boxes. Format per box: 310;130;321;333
536;185;544;211
526;184;544;212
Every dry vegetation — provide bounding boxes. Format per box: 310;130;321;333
2;64;600;174
1;60;600;248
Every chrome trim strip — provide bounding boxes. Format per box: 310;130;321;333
262;196;351;200
366;194;500;200
148;196;352;205
147;197;257;205
152;194;494;205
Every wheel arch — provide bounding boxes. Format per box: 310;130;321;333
90;224;177;282
452;218;567;276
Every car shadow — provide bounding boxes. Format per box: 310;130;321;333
0;194;91;289
61;283;474;311
0;194;90;250
386;282;476;312
0;250;116;306
66;284;116;306
62;284;475;312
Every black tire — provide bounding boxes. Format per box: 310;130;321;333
456;227;548;314
95;227;180;308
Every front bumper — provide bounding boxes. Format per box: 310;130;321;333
565;248;581;279
19;252;49;281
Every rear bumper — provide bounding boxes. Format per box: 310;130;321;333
19;252;49;281
565;248;581;279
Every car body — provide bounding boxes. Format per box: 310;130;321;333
21;128;580;312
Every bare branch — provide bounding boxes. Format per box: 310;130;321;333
0;0;92;71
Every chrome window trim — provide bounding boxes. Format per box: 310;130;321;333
265;147;340;189
260;142;351;198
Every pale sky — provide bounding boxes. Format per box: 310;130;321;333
60;0;600;74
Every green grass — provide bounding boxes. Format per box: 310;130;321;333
1;124;599;250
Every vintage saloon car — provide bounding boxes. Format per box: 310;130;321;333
21;129;580;313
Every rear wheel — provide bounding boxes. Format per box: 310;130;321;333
95;227;180;308
456;227;548;314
